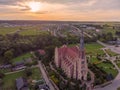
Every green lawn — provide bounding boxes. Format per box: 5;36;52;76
12;53;32;63
20;29;38;35
68;43;105;55
90;57;101;64
115;60;120;68
105;49;118;56
31;67;42;80
97;62;118;77
3;70;24;89
3;67;41;89
0;68;11;73
0;26;49;36
20;29;49;36
85;43;104;55
0;27;20;35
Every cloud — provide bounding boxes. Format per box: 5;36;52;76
0;0;120;21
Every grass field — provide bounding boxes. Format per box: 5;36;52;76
115;60;120;68
3;70;24;89
90;57;101;64
31;67;42;80
0;26;49;36
12;53;32;63
105;49;118;56
20;29;49;36
85;43;104;55
0;27;19;35
0;68;11;73
69;43;105;55
3;67;41;89
97;62;118;77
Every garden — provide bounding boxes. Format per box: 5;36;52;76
115;60;120;68
105;49;118;56
1;67;42;90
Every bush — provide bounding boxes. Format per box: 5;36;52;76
25;68;32;77
0;72;5;79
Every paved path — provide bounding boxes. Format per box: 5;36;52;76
95;41;120;90
5;69;25;75
71;25;93;38
102;48;110;58
5;66;37;75
85;69;94;90
97;40;120;54
38;61;56;90
94;79;120;90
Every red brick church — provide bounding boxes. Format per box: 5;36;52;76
54;30;88;80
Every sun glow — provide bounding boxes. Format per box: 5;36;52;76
28;1;42;12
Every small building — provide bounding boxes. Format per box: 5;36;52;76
13;66;26;71
37;49;46;60
15;61;25;66
25;58;33;63
16;77;29;90
38;84;50;90
0;64;12;69
38;49;46;56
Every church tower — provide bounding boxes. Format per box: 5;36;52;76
80;30;85;59
78;30;88;80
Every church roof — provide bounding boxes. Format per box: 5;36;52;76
58;45;80;62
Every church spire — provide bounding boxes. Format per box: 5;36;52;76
80;30;84;50
80;30;85;59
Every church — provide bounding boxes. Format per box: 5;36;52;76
54;30;88;80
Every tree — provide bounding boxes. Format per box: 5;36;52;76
25;67;32;77
0;72;5;79
4;49;13;63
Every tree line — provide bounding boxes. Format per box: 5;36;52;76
0;33;97;64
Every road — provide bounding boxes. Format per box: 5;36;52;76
94;79;120;90
71;25;93;38
85;69;94;90
38;61;56;90
95;41;120;90
97;40;120;54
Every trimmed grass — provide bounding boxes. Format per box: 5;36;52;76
0;68;11;73
0;26;49;36
105;49;118;56
115;60;120;68
0;27;19;35
90;57;101;64
20;30;49;36
3;67;41;89
69;43;104;55
3;70;24;89
20;29;38;35
85;43;104;55
69;43;106;67
97;62;118;77
12;53;32;63
31;67;42;80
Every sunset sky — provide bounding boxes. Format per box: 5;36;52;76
0;0;120;21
